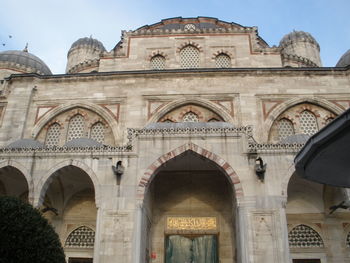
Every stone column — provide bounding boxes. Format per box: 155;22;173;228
236;196;290;263
133;203;143;263
93;206;102;263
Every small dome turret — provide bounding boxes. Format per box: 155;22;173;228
336;49;350;67
69;37;106;53
279;30;322;67
0;49;52;77
66;37;106;74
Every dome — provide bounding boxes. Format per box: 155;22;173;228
0;50;52;75
279;30;320;50
280;134;310;144
64;138;103;148
7;139;45;149
336;49;350;67
68;37;106;54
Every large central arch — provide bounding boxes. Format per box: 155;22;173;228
137;142;243;263
137;142;244;200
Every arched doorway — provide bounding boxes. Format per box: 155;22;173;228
286;173;350;262
0;166;29;202
142;149;237;263
40;165;97;263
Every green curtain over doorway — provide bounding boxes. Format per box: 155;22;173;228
165;235;218;263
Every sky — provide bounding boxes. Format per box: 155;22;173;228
0;0;349;74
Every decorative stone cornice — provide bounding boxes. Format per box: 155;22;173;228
127;125;254;145
0;145;131;154
248;142;304;153
67;58;100;74
281;53;318;67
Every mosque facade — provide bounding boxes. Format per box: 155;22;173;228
0;17;350;263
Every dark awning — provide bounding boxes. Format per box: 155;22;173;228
295;107;350;187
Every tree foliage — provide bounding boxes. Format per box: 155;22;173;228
0;196;65;263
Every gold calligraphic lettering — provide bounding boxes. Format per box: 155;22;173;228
167;217;217;230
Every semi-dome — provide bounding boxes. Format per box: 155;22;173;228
68;37;106;54
279;30;320;50
336;49;350;67
0;50;52;75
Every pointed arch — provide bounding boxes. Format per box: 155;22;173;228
137;143;243;201
0;159;33;203
264;97;343;142
36;159;100;208
32;102;120;142
147;97;234;124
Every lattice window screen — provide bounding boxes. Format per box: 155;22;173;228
278;118;295;141
300;111;318;135
180;45;199;69
45;123;61;147
65;226;95;248
67;114;85;141
215;54;231;68
288;224;324;248
90;122;105;143
346;232;350;247
151;55;165;70
182;112;199;122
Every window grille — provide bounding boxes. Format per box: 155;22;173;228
150;55;165;70
67;114;85;142
90;122;105;143
184;23;196;31
288;224;324;248
180;45;199;69
215;54;231;68
65;226;95;248
278;118;295;141
182;112;199;122
45;123;61;147
300;111;318;135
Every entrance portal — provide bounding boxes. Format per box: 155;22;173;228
143;150;236;263
165;235;218;263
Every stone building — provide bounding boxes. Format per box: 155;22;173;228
0;17;349;263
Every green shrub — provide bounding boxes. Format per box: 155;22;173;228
0;196;65;263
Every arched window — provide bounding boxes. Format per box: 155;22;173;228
45;123;61;147
90;122;105;143
300;110;318;135
67;114;85;142
288;224;324;248
346;232;350;247
65;226;95;248
180;45;199;69
182;111;199;122
278;118;295;141
215;54;231;68
150;55;165;70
